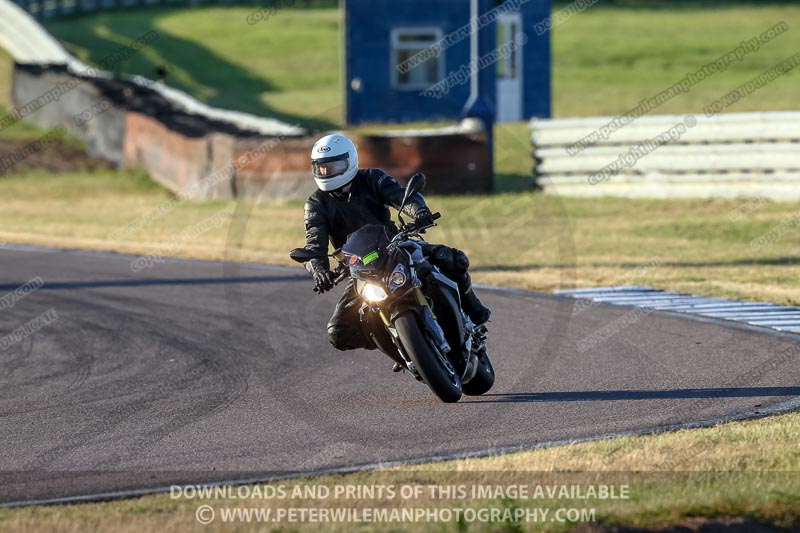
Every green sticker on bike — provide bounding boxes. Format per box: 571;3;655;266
362;250;379;265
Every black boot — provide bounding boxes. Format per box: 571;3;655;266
458;273;491;325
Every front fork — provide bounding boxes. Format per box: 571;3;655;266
408;287;451;355
373;288;431;326
371;287;451;368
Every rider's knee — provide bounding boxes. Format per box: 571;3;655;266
453;249;470;272
327;325;359;351
431;245;469;275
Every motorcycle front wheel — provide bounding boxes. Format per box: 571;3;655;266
394;311;462;403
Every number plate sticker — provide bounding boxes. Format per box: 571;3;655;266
362;251;379;265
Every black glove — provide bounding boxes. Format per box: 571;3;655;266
312;268;336;293
414;208;436;229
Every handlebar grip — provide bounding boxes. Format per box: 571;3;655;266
432;212;441;220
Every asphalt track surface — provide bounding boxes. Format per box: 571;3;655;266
1;245;799;506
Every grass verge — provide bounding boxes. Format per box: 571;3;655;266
0;411;797;532
2;170;800;305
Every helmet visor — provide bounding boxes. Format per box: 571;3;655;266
312;153;350;180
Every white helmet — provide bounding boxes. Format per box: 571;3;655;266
311;134;359;192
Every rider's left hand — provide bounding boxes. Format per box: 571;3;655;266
414;208;436;230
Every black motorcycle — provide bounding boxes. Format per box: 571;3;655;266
290;173;495;403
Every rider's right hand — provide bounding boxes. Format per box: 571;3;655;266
313;268;336;293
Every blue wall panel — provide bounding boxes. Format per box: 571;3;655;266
345;0;551;125
522;0;551;119
346;0;472;125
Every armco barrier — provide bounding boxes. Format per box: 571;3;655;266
530;111;800;199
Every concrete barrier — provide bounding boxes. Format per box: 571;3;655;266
354;131;492;195
122;112;492;200
12;65;126;164
123;112;216;194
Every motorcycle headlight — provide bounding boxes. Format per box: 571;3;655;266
362;283;388;302
389;271;406;287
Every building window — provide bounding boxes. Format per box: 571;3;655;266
391;27;444;90
496;17;519;80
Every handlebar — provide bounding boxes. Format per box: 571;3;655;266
399;211;441;234
311;212;441;293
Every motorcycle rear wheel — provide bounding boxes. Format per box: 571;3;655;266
462;351;495;396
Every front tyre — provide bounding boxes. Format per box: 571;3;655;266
394;311;462;403
462;351;495;396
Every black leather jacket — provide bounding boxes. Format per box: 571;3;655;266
303;168;429;273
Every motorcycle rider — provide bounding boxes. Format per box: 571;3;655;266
303;133;491;352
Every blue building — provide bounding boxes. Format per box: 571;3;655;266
344;0;551;125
